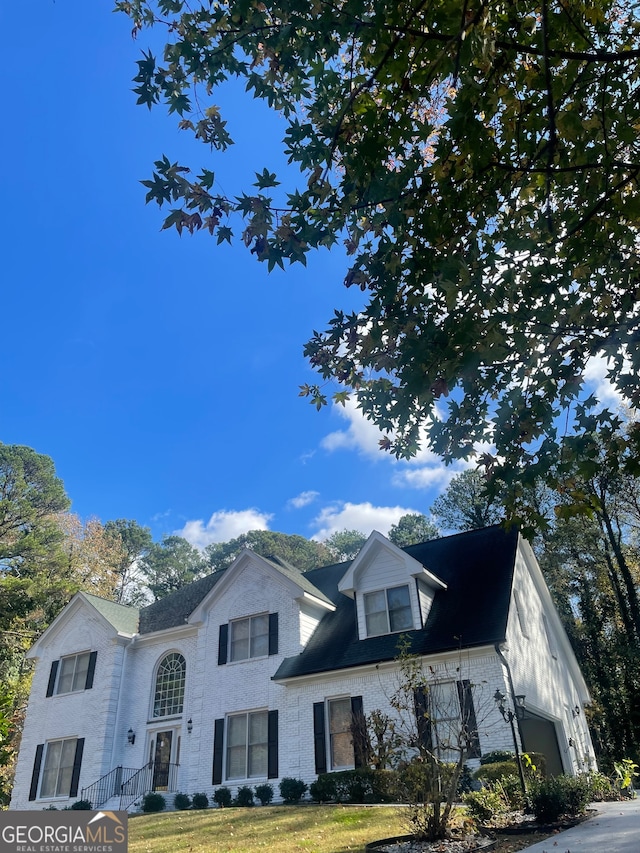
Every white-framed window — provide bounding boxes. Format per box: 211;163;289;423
56;652;91;695
40;738;78;798
226;711;268;779
430;681;463;762
363;585;413;636
230;614;269;661
153;652;186;718
328;698;354;770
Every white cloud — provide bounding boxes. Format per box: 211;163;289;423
310;501;419;541
175;508;273;550
287;490;320;509
393;464;459;491
584;354;624;408
321;399;389;459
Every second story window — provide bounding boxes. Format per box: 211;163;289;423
364;585;413;636
56;653;91;695
153;652;186;718
230;615;269;661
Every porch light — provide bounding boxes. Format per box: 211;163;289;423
572;705;580;717
187;718;193;734
127;728;136;745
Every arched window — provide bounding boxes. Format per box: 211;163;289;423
153;653;186;718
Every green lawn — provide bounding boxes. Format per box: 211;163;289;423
128;805;406;853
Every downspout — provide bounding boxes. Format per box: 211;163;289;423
494;642;526;752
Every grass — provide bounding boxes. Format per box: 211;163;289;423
128;804;406;853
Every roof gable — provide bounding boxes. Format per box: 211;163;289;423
338;530;447;598
274;525;520;680
27;592;138;658
186;549;335;627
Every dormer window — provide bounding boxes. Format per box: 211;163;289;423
364;585;413;636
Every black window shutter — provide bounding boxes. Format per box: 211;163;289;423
212;718;224;785
267;710;279;779
46;660;59;697
28;744;44;801
218;624;228;666
350;696;367;769
69;738;85;798
414;686;432;751
313;702;327;775
84;652;97;690
268;613;279;656
457;680;481;759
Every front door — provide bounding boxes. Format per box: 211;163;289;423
153;731;173;791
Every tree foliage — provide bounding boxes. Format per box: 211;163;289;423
104;518;154;604
204;529;335;572
322;528;368;561
116;0;640;520
388;513;439;547
139;534;205;599
430;470;504;532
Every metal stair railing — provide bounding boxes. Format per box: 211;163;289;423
119;762;180;811
81;766;135;809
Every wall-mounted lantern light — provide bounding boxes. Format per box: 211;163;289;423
127;728;136;745
187;718;193;734
572;705;581;717
494;688;527;798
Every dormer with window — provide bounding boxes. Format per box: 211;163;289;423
338;531;447;640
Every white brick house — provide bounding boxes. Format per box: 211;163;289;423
10;526;596;811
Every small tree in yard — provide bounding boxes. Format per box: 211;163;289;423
374;641;494;842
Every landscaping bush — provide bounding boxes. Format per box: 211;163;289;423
279;777;307;804
173;792;192;810
142;792;166;813
68;800;92;810
480;750;515;766
234;785;255;807
310;774;338;803
529;775;591;823
254;783;274;805
191;792;209;809
474;760;519;784
494;773;526;811
212;787;230;808
456;764;475;795
463;787;510;824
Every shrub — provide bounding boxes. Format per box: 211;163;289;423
142;792;166;813
234;785;255;807
480;750;515;766
173;792;192;810
494;774;526;811
254;783;274;805
310;774;338;803
212;787;231;808
192;791;210;809
474;760;519;784
613;758;639;798
457;764;475;795
584;771;616;801
279;777;307;804
529;775;591;824
69;800;92;810
463;787;510;824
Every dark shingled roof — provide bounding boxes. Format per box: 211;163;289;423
139;570;228;634
273;525;519;681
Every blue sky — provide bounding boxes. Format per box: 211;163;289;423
1;2;618;550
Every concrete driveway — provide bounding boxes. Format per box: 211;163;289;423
521;799;640;852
